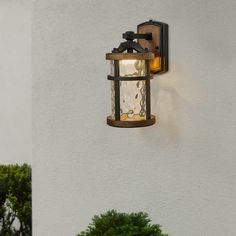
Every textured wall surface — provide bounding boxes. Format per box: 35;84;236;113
32;0;236;235
0;0;32;164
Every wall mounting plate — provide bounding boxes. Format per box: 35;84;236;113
137;20;168;74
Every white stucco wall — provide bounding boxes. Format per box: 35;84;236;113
32;0;236;235
0;0;32;164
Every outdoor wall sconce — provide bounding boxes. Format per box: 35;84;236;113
106;20;168;128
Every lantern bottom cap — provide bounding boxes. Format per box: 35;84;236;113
107;115;156;128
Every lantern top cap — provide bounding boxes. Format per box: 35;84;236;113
106;52;154;60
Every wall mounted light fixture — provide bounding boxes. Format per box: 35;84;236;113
106;20;168;128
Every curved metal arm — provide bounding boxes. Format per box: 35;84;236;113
112;41;147;53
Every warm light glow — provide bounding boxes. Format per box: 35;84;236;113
150;57;161;73
119;60;146;77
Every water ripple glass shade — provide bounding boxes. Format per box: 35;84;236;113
106;52;155;128
111;60;146;121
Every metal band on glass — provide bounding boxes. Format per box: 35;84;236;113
107;75;150;81
114;60;120;121
106;52;154;60
145;60;151;119
107;115;156;128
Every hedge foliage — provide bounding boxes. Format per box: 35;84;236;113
0;164;31;236
77;210;168;236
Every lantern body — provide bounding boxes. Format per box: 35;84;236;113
110;60;146;121
106;52;155;128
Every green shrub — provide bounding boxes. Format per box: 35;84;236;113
77;210;168;236
0;164;31;236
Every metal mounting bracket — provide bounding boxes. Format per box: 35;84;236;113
137;20;168;74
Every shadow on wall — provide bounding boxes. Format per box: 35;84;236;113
148;62;202;144
151;75;182;142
